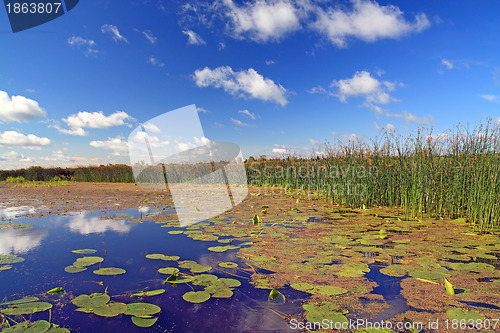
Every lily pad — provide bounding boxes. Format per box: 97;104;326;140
124;303;161;316
0;265;12;271
1;302;53;315
71;249;97;254
290;282;314;291
192;274;218;286
168;230;183;235
1;320;51;332
146;254;180;261
131;289;166;298
64;265;87;274
72;293;110;308
73;256;104;268
131;316;158;328
93;302;128;317
93;267;126;275
158;267;180;275
1;297;39;306
212;288;234;298
219;262;238;268
47;287;64;295
446;308;485;321
183;291;211;303
0;254;25;264
312;285;348;296
219;278;241;288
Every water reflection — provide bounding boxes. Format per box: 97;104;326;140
0;228;48;254
67;213;133;235
0;205;37;219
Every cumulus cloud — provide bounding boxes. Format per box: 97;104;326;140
272;144;289;154
90;136;129;156
312;0;430;47
101;24;128;42
309;138;320;145
193;66;288;106
330;71;398;104
67;36;98;56
0;90;46;122
221;0;301;42
238;109;256;119
182;30;206;45
385;110;433;125
196;107;209;113
374;122;396;131
0;131;51;147
332;131;358;141
58;111;134;136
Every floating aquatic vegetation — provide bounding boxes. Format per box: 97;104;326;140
219;278;241;288
64;265;86;273
93;267;126;276
145;254;180;261
72;293;110;309
124;302;161;316
157;267;179;275
218;262;238;268
73;256;104;268
191;274;218;286
1;297;39;305
47;287;64;295
71;249;97;254
446;308;485;321
0;265;12;272
0;301;52;315
0;320;51;332
131;316;158;328
182;291;211;303
130;289;165;298
0;255;24;264
207;245;239;252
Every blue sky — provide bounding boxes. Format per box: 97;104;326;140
1;0;500;169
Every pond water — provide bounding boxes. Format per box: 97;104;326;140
0;206;302;332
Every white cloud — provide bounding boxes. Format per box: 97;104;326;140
193;66;288;106
330;71;398;104
67;213;132;235
222;0;301;42
196;107;209;113
238;109;256;119
219;42;226;50
265;60;275;65
332;131;358;141
0;229;47;255
142;30;157;44
374;122;396;131
0;90;46;122
0;131;51;147
385;110;433;125
441;59;454;70
182;30;206;45
90;136;129;156
59;111;133;136
0;151;22;160
231;118;249;126
148;56;164;67
101;24;128;42
312;0;430;47
481;94;498;102
272;144;289;154
309;138;320;145
67;36;98;56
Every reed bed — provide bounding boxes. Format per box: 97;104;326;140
247;121;500;234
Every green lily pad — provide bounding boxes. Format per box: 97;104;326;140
219;262;238;268
93;267;126;275
446;308;485;321
269;289;281;300
131;289;166;298
158;267;180;275
93;302;128;317
183;291;211;303
207;245;239;252
146;254;180;261
1;320;51;332
71;249;97;254
131;316;158;328
1;297;39;306
64;265;87;274
312;286;348;296
219;278;241;288
0;254;25;264
168;230;183;235
190;264;212;273
380;265;407;277
290;282;314;291
0;265;12;271
124;303;161;316
1;302;53;315
72;293;110;308
47;326;71;333
73;256;104;267
212;288;234;298
192;274;218;286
